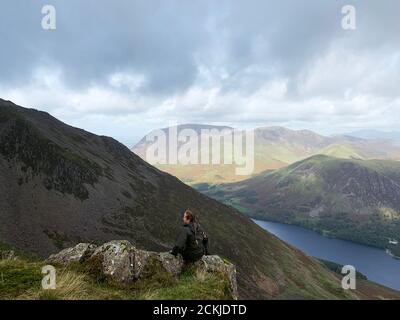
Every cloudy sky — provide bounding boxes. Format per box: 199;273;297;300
1;0;399;146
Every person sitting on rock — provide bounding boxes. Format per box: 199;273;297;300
170;209;209;263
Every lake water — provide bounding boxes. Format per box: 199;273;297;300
254;219;400;291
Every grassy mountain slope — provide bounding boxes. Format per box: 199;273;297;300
3;253;399;300
200;155;400;249
1;99;390;299
317;144;363;159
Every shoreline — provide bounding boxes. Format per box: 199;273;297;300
253;217;400;260
386;249;400;260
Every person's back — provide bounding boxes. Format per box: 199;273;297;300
171;210;209;263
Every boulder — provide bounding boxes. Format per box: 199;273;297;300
0;250;17;260
46;241;238;299
224;263;239;300
87;241;185;284
46;243;97;265
89;240;136;284
158;252;184;277
195;255;238;300
133;249;153;279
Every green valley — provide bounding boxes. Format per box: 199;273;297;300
198;155;400;249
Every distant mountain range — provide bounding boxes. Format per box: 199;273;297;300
199;155;400;249
345;130;400;142
132;125;400;185
3;99;395;299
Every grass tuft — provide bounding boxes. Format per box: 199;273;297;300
0;256;233;300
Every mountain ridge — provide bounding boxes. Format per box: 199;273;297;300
199;154;400;249
132;124;400;184
1;98;383;299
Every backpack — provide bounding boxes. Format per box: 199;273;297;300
191;223;210;255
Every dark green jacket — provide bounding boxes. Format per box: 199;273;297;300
171;223;206;262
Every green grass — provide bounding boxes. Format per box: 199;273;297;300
0;257;233;300
0;260;43;299
318;259;368;280
138;266;232;300
317;144;363;160
205;154;400;250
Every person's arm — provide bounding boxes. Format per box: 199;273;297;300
171;227;187;256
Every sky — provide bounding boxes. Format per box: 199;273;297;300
0;0;400;147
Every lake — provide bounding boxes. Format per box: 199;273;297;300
254;219;400;291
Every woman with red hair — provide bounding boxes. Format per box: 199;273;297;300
170;209;209;262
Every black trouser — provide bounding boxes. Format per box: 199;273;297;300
182;251;204;263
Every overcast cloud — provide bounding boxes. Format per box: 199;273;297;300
1;0;399;146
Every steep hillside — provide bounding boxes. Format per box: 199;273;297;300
1;99;389;300
200;155;400;249
132;125;400;185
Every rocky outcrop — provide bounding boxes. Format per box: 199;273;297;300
47;243;97;265
0;250;17;260
84;240;185;283
158;251;184;277
195;255;238;300
89;240;136;283
46;240;238;299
